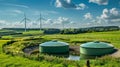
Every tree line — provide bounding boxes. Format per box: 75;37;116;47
2;26;120;34
44;26;120;34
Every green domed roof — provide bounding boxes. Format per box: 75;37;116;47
80;41;114;48
40;40;69;47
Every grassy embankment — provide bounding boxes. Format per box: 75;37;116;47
1;40;84;67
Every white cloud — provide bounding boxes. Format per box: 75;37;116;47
82;8;120;27
4;3;29;8
0;9;24;16
55;0;76;8
111;19;120;23
101;8;109;19
54;17;72;24
30;17;72;25
44;19;53;24
33;10;58;16
46;11;58;14
14;21;36;28
43;11;59;15
55;0;87;10
100;8;120;20
76;3;87;10
94;16;108;25
96;8;120;25
10;9;23;14
83;8;120;27
0;20;6;23
89;0;108;5
110;8;119;16
66;0;71;3
84;13;92;19
30;17;72;28
55;0;62;7
12;22;22;27
0;20;11;28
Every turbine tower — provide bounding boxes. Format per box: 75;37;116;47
39;13;42;30
20;13;30;32
37;13;45;31
62;22;65;29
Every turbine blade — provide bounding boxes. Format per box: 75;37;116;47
20;19;25;23
36;19;40;22
41;17;46;20
26;18;31;22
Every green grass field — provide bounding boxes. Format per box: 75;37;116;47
23;30;43;35
42;31;120;48
0;40;79;67
0;30;120;67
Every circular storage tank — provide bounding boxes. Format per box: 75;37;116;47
39;40;69;53
80;41;114;56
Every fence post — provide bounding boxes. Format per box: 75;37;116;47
86;60;90;67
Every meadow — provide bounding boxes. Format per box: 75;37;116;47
0;30;120;67
42;31;120;48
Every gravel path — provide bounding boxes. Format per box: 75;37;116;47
23;45;39;55
110;49;120;58
23;45;120;58
23;45;80;55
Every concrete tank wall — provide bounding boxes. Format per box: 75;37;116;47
40;45;69;53
80;47;114;56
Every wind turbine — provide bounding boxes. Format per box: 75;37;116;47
62;22;65;29
20;13;30;32
36;13;45;31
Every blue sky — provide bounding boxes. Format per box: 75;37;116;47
0;0;120;28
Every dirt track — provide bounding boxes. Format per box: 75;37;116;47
23;45;39;55
23;45;120;58
23;45;80;55
110;49;120;58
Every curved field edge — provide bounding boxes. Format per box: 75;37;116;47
0;31;120;67
0;40;63;67
0;40;86;67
